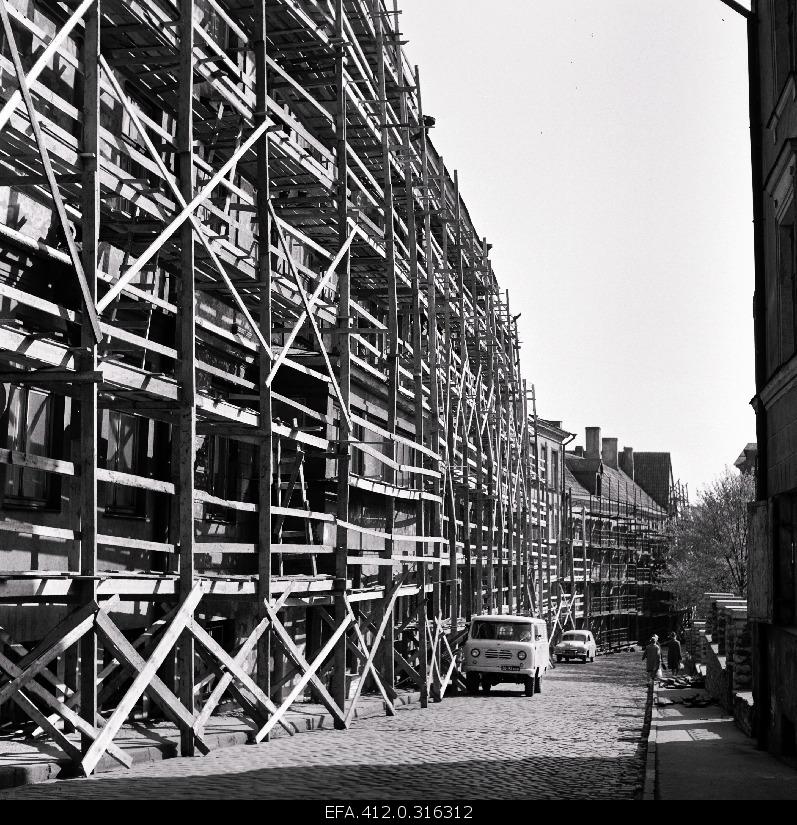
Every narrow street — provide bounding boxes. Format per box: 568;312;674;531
0;652;649;800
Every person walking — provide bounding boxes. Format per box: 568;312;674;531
666;631;682;675
641;635;662;685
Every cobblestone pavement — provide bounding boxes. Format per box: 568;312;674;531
0;651;649;800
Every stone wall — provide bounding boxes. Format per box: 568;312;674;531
698;594;755;737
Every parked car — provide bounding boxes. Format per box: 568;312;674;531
554;630;597;663
463;614;549;697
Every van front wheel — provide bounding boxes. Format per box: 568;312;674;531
466;672;480;695
481;678;492;694
523;676;534;697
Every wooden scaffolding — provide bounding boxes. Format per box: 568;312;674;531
0;0;557;774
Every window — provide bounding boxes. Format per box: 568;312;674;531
777;206;797;365
774;491;797;626
102;411;146;517
351;422;365;476
550;448;559;491
3;386;56;508
195;435;256;523
470;621;533;641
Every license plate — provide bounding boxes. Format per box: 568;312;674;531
500;665;520;672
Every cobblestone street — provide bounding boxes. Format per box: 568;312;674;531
0;651;649;800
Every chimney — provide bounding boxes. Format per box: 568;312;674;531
585;427;601;459
573;446;584;457
620;446;634;480
601;437;619;469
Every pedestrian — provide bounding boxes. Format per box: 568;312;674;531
666;631;682;674
641;635;662;685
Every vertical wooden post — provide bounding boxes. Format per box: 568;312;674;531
332;0;351;724
472;238;485;616
447;173;461;633
254;0;273;713
79;0;100;754
485;265;495;614
176;0;196;756
532;385;544;622
494;313;504;615
454;189;471;623
432;160;448;696
414;64;434;707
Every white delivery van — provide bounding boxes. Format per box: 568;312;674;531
463;614;549;697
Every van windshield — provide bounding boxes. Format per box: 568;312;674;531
471;621;533;642
562;632;588;643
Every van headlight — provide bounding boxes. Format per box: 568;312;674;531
517;650;527;661
470;648;481;658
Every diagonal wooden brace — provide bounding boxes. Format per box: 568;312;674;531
98;55;272;358
344;572;408;724
268;200;354;433
393;649;423;689
93;610;211;757
0;648;131;768
186;618;294;737
0;596;120;707
259;600;348;735
0;0;94;134
96;118;271;314
253;610;351;742
81;584;205;776
321;605;397;709
0;0;102;344
265;211;358;389
0;596;118;694
13;688;83;763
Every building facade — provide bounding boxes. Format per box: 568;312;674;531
561;427;679;651
0;0;563;768
746;0;797;758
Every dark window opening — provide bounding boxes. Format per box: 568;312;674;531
102;411;147;518
2;385;62;510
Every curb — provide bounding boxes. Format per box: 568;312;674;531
642;682;658;800
0;690;422;791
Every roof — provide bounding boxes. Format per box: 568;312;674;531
536;418;574;442
564;453;666;517
633;452;673;510
734;443;757;470
470;614;542;623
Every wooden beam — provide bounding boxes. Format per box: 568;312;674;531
187;618;295;737
331;0;352;727
344;571;407;723
0;0;101;343
78;0;101;755
93;610;211;753
253;609;351;742
0;647;131;768
0;0;94;134
98;55;272;358
80;583;205;776
261;600;348;732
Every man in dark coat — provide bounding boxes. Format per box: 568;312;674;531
642;635;662;685
666;631;682;674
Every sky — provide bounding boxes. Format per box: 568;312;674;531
399;0;755;499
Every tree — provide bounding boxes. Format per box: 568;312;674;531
663;467;754;611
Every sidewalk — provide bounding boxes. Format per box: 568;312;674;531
646;685;797;799
0;690;420;791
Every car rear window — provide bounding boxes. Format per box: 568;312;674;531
471;622;533;641
562;632;588;643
